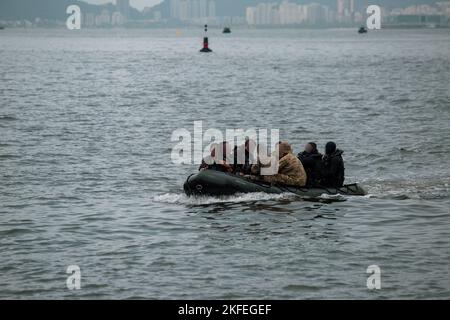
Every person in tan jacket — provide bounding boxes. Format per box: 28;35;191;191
261;142;307;187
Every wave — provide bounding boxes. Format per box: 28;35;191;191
365;177;450;200
0;115;17;121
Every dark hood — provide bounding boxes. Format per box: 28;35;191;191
325;149;344;159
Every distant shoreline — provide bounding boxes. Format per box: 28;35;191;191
1;25;449;30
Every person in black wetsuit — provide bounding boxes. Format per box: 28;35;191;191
321;141;345;188
297;142;323;187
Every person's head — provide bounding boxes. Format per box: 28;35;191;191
325;141;337;155
305;142;317;154
277;142;292;159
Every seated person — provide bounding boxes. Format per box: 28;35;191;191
232;138;256;175
297;142;323;187
199;142;232;173
199;143;218;171
321;141;345;187
261;142;307;187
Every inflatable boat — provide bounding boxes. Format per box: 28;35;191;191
184;170;367;198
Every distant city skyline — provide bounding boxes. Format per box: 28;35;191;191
83;0;447;12
1;0;449;27
243;1;450;26
84;0;163;10
169;0;216;20
246;1;359;26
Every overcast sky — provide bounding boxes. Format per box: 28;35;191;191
83;0;163;10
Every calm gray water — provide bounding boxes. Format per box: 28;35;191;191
1;28;450;299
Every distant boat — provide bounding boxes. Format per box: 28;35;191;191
0;26;5;30
358;26;368;34
222;27;231;34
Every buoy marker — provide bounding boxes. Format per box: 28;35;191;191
200;24;212;53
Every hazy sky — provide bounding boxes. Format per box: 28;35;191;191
84;0;163;10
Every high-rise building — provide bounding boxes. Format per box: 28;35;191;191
349;0;355;22
247;1;320;26
307;3;327;25
337;0;346;17
171;0;217;21
280;1;301;25
208;0;216;18
190;0;200;19
111;11;126;25
116;0;130;18
179;0;189;20
199;0;207;19
256;3;276;25
246;7;257;25
170;0;181;19
437;2;450;17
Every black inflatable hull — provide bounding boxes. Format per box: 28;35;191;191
184;170;367;198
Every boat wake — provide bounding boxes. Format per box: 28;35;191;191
152;191;356;205
153;192;302;205
154;175;450;205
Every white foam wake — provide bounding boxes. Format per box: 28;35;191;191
153;192;298;205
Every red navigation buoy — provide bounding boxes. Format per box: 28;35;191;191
200;24;212;53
